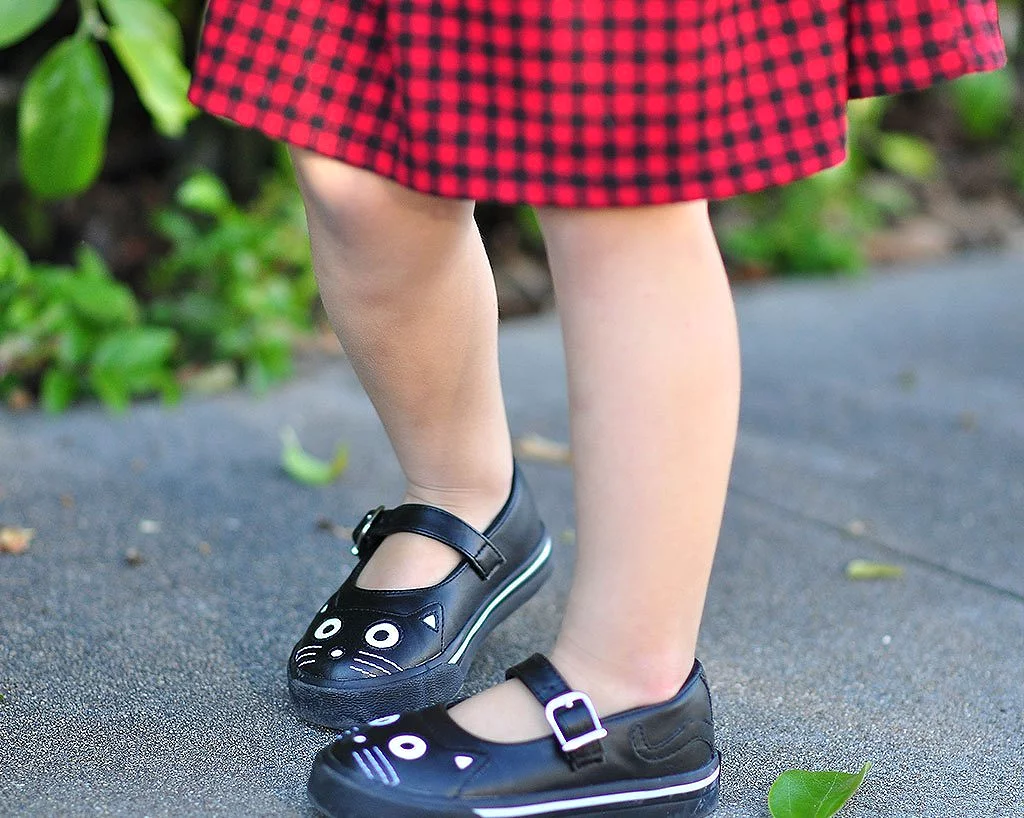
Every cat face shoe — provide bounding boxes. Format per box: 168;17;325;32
306;654;720;818
288;462;552;728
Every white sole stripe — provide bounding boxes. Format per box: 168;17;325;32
471;764;719;817
448;536;552;665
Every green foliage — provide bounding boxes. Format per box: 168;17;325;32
101;0;194;136
18;36;113;199
0;159;317;411
149;166;318;392
768;763;871;818
4;0;197;199
950;69;1017;140
0;228;179;412
0;0;62;48
720;164;876;275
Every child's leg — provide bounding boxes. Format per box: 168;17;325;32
451;199;739;740
290;148;514;590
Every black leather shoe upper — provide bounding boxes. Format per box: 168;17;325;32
314;658;718;804
289;462;548;686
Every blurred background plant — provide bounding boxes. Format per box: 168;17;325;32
1;0;1022;410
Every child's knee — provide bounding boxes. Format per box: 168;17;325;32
289;146;474;252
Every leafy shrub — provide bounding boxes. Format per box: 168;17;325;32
148;163;318;392
7;0;195;199
0;227;179;412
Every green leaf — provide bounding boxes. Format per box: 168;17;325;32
279;426;349;486
0;0;62;49
845;559;904;580
63;246;139;326
98;0;185;55
107;29;196;136
0;227;31;285
951;70;1015;140
89;327;177;410
176;172;232;216
18;37;113;199
875;133;937;180
41;368;78;413
769;763;872;818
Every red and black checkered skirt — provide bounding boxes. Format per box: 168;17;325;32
187;0;1006;206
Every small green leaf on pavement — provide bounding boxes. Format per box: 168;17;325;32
769;762;872;818
845;559;904;580
280;427;349;485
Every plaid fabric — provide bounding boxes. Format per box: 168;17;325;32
187;0;1006;206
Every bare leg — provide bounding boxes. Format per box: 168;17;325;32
450;200;740;740
290;148;513;589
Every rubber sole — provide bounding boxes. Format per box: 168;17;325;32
308;751;721;818
289;533;553;728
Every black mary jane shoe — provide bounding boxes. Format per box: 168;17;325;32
307;654;721;818
288;462;552;728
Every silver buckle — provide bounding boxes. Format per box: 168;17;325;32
544;691;608;754
350;505;384;556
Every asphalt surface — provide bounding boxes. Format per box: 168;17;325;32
1;251;1022;817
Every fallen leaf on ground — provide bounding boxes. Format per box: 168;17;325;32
60;494;75;509
845;559;904;580
139;519;161;534
198;541;212;556
124;548;145;567
280;427;349;485
768;762;871;818
513;433;571;465
178;362;239;394
6;388;33;411
0;527;34;554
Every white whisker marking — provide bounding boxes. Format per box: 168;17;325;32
353;657;391;675
358;651;404;671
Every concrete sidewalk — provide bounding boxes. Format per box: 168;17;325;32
1;252;1022;817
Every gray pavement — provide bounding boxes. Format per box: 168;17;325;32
1;251;1022;817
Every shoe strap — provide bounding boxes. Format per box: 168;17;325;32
351;504;505;580
506;653;607;770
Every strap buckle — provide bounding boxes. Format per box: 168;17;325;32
543;691;608;754
350;505;385;556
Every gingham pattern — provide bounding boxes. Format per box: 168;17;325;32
187;0;1007;206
